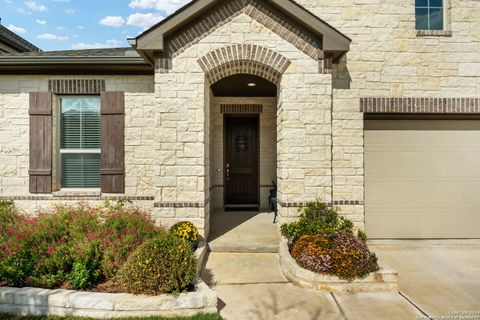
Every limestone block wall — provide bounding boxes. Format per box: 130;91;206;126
296;0;480;226
209;97;277;211
0;75;155;213
276;72;333;220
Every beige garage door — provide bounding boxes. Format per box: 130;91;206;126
365;119;480;239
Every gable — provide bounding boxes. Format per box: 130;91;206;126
130;0;350;65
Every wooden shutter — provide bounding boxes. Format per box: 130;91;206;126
29;92;53;193
100;92;125;193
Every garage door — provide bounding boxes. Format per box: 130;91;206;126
365;119;480;239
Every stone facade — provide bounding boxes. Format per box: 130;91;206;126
315;0;480;225
0;75;156;214
153;12;334;233
1;0;479;236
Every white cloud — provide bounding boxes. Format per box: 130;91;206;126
99;16;125;27
35;19;46;25
7;24;26;34
129;0;190;15
65;8;77;14
25;1;47;11
77;25;84;29
37;33;68;41
71;39;122;50
127;12;163;30
56;26;66;31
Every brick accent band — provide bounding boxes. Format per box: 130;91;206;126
48;80;106;94
198;44;291;80
0;195;154;201
220;104;263;114
207;60;282;85
278;200;363;207
154;202;207;208
416;30;452;37
360;97;480;114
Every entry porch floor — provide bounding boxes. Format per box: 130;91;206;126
208;210;279;253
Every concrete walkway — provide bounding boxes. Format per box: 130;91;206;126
203;250;421;320
208;211;278;253
204;212;480;319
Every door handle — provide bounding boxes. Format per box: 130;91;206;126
226;163;230;181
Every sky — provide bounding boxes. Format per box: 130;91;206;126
0;0;191;51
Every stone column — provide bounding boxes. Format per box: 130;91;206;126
153;64;209;235
276;72;333;222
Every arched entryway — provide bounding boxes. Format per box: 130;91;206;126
200;45;287;213
199;44;287;243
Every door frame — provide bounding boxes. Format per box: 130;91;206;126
223;114;260;208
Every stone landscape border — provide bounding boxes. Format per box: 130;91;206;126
0;282;216;318
279;240;398;293
0;241;216;318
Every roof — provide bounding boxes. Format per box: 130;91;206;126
0;47;153;74
0;23;41;53
3;47;136;57
131;0;351;64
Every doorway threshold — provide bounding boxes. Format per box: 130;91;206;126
224;204;259;211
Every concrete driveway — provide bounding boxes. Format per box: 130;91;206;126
208;242;480;320
370;242;480;319
206;213;480;319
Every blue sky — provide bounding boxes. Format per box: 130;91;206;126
0;0;191;51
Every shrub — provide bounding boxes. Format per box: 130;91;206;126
100;207;161;279
117;232;197;295
0;203;161;290
0;214;38;286
0;200;17;229
357;229;368;242
170;221;199;243
280;201;353;244
291;232;379;281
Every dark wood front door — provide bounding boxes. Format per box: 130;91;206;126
224;116;259;206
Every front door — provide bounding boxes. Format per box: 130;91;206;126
224;116;259;207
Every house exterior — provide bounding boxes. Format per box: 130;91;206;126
0;0;479;239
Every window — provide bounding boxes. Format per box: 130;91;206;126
60;97;101;188
415;0;443;30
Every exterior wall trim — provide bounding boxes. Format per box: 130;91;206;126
198;44;291;85
360;97;480;114
220;104;263;114
416;30;452;37
153;201;208;208
0;195;154;201
135;0;350;63
278;200;364;207
48;79;106;94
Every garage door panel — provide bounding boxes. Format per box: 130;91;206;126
365;120;480;239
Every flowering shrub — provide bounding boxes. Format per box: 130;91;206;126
100;207;160;279
280;201;353;244
170;221;199;244
0;202;162;290
281;201;379;281
0;200;17;229
117;232;197;295
291;232;379;281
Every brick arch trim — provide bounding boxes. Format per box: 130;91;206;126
198;44;291;85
